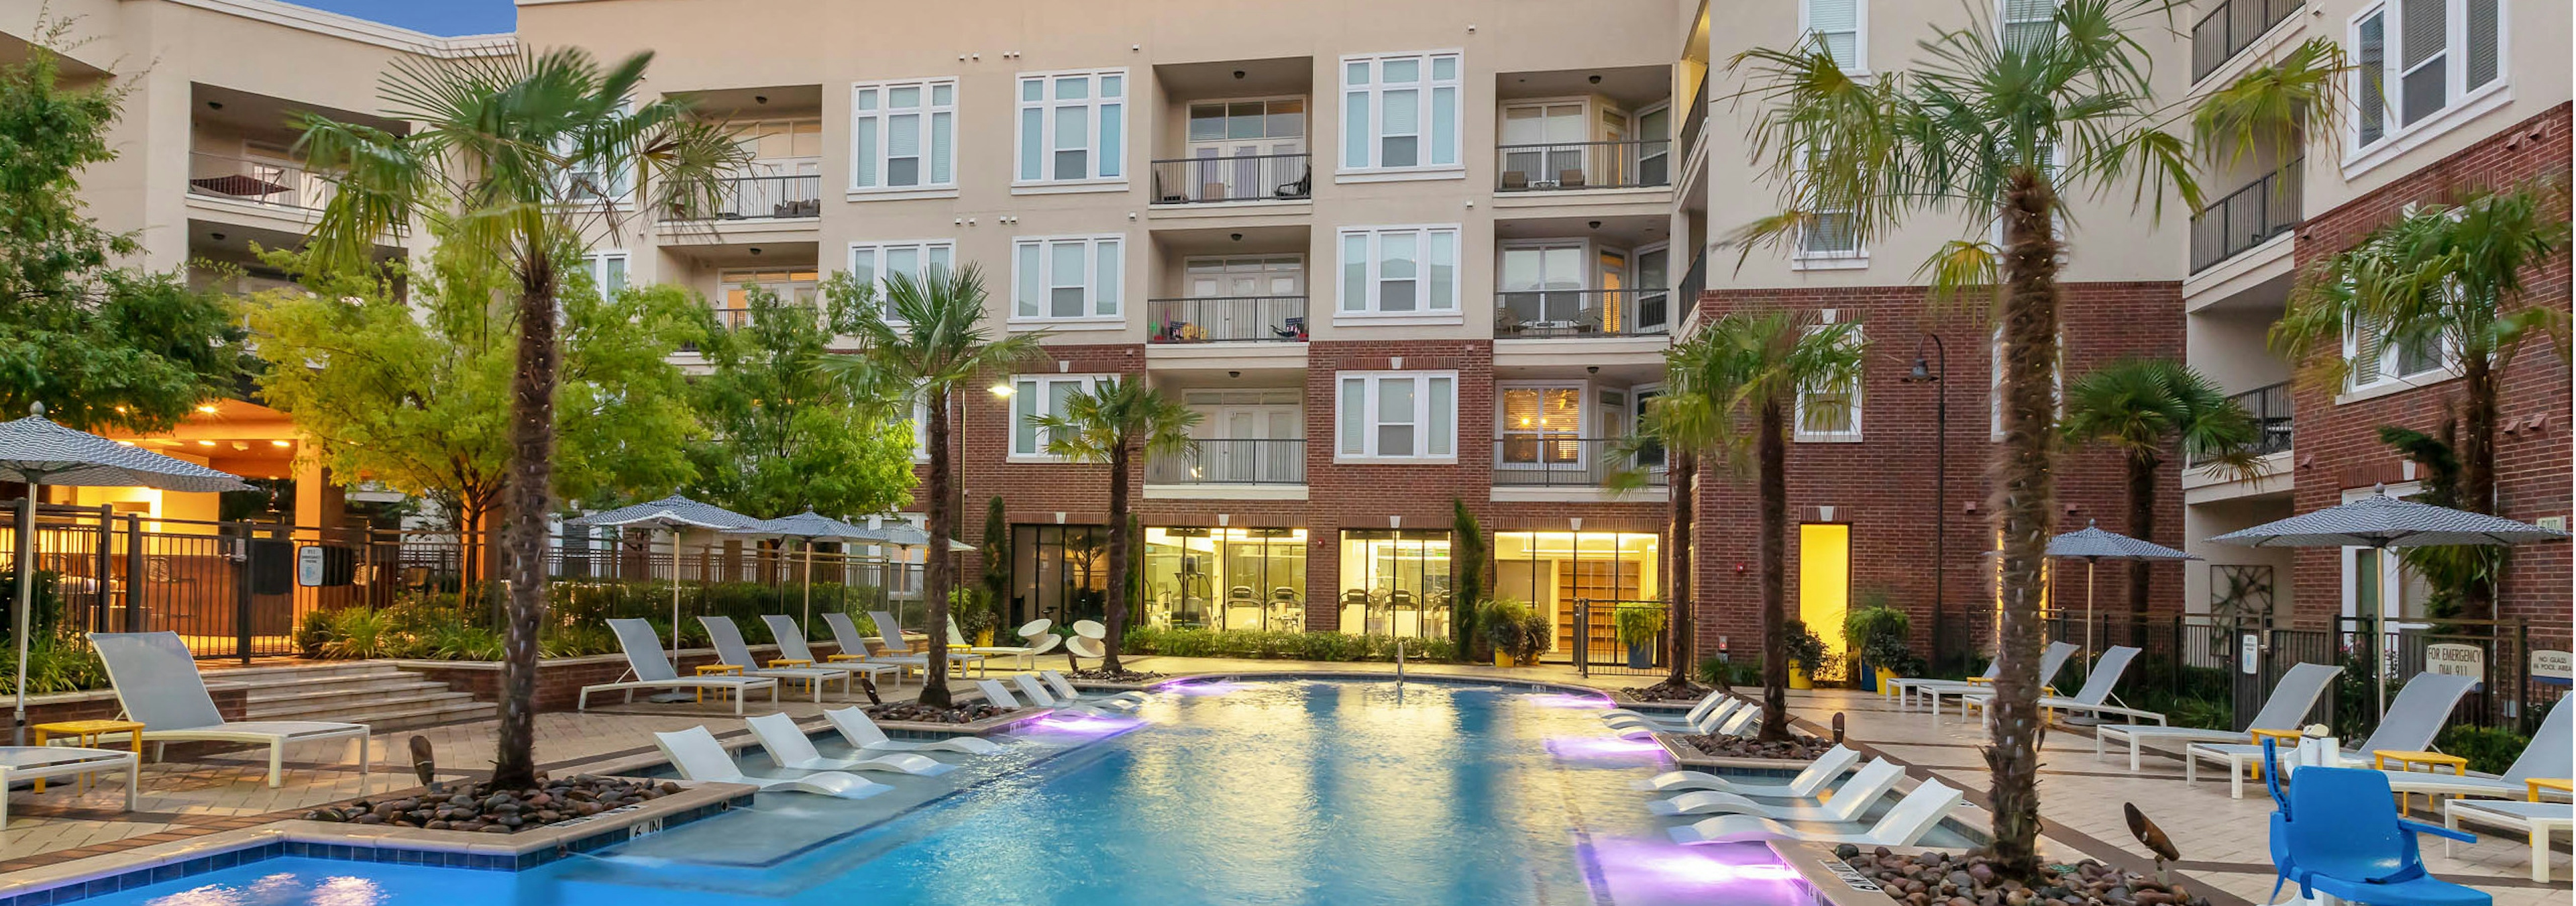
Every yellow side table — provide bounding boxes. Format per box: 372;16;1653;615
769;658;812;668
30;719;145;793
695;664;743;704
2244;727;2304;781
2525;777;2571;802
2374;749;2468;775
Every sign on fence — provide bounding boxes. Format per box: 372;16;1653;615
2424;643;2485;682
2532;650;2573;685
2241;633;2260;674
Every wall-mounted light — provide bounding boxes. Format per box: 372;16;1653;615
989;383;1014;397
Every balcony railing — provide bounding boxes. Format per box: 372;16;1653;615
2189;160;2302;273
2192;0;2303;83
1146;439;1307;485
1149;153;1312;204
1492;438;1668;487
1494;288;1670;339
1495;140;1672;191
1147;296;1308;343
693;173;822;220
2198;381;2294;463
188;152;333;211
1677;70;1710;161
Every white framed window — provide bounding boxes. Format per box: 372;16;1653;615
1795;312;1863;442
558;104;635;204
1794;144;1865;266
1989;326;2063;440
1999;0;2057;53
849;240;955;321
2343;315;2455;395
1016;69;1126;185
2341;483;2435;623
1012;235;1124;323
1340;51;1462;174
908;387;932;462
1497;384;1585;467
2348;0;2505;155
1336;371;1456;461
1336;225;1460;319
582;252;628;298
1803;0;1868;73
1009;374;1106;459
851;79;956;193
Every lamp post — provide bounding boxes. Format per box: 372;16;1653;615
1900;333;1947;666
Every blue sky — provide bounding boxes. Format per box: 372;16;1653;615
292;0;515;36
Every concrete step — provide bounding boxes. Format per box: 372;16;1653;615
200;661;407;685
195;659;494;732
242;678;460;710
348;699;496;734
245;689;486;723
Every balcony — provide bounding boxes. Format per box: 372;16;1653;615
2198;381;2294;463
1494;288;1669;340
1495;140;1671;192
1492;438;1667;487
188;152;333;211
1148;296;1308;343
697;173;822;220
1148;153;1312;204
2192;0;2302;83
1147;439;1306;485
2189;160;2302;273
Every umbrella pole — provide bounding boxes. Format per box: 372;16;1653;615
670;527;683;664
12;489;36;746
2374;542;2389;720
2084;557;2096;666
802;540;814;635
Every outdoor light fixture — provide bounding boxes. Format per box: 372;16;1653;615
989;383;1014;397
1904;331;1950;666
270;440;290;448
195;404;219;413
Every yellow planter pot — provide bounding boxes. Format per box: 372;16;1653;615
1495;652;1514;668
1788;662;1813;690
1875;666;1898;694
976;629;995;647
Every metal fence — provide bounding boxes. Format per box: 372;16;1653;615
188;152;335;211
1494;288;1670;338
698;173;822;219
1146;296;1308;343
1495;140;1671;191
1490;438;1666;487
2192;0;2304;83
2189;160;2303;272
1144;439;1307;486
1149;153;1311;203
1569;599;1669;677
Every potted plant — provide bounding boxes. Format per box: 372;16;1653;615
1781;619;1827;691
1517;606;1552;666
1615;605;1666;670
1842;598;1916;693
1481;598;1527;668
951;587;1000;646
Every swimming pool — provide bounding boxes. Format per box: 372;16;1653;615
80;678;1845;906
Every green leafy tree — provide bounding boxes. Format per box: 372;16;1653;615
685;283;916;519
1656;311;1862;743
1450;499;1487;658
2061;359;2262;625
1032;375;1200;673
296;47;749;789
0;23;244;431
979;495;1010;620
819;267;1042;707
1725;0;2207;871
2273;183;2569;617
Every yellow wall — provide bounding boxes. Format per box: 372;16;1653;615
1798;523;1850;652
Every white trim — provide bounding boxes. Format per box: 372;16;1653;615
1008;374;1110;460
1337;50;1465;175
1332;168;1467;184
1334;224;1462;319
1143;484;1311;502
1015;68;1130;185
1491;487;1668;504
2342;0;2512;177
1008;181;1132;195
1799;0;1870;76
1010;234;1126;323
849;78;958;195
1334;370;1459;462
845;188;962;202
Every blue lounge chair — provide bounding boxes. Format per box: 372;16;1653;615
2264;740;2489;906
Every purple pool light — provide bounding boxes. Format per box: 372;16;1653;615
1591;838;1808;899
1523;691;1616;709
1026;712;1145;738
1157;678;1248;696
1543;734;1670;762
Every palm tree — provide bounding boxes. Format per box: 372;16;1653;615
1725;0;2204;872
2061;359;2263;629
1627;382;1707;691
297;48;746;789
1031;375;1200;673
2273;183;2569;617
822;266;1043;707
1655;311;1862;743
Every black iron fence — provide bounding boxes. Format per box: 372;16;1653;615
1495;140;1672;191
1570;599;1670;677
2198;381;2294;462
2190;160;2302;272
1491;438;1666;487
2192;0;2304;83
1146;296;1308;343
1495;288;1670;338
1144;439;1307;486
696;173;822;219
1149;153;1312;203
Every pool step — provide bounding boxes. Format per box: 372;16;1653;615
210;660;496;732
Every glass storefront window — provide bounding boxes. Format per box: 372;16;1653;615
1013;524;1113;627
1493;531;1660;654
1142;527;1308;631
1335;530;1452;638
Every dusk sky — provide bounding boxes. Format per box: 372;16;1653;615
293;0;515;36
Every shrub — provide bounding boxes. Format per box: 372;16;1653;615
2435;724;2529;776
1615;606;1668;648
1780;620;1828;679
1843;601;1921;678
1117;625;1460;663
318;607;408;659
0;630;108;694
1699;654;1760;687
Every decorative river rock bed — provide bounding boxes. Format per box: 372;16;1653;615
1680;732;1839;760
1067;667;1167;683
1835;846;2214;906
866;701;1011;723
1619;679;1715;702
303;776;680;834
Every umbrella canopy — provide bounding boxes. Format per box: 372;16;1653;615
2207;492;2569;549
861;520;976;552
724;511;876;633
2048;520;2197;562
568;495;758;532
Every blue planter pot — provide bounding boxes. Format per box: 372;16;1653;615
1627;642;1653;669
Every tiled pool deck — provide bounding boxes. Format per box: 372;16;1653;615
2;657;2562;906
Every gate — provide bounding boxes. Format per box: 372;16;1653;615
1570;599;1668;678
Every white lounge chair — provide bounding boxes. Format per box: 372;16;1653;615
1605;695;1739;732
822;705;1004;755
651;726;887;799
1921;642;2080;719
2385;696;2572;803
1010;674;1119;716
1619;701;1759;740
1;746;138;828
1961;646;2159;726
1635;744;1864;795
1668;778;1965;846
1884;661;1997;708
1651;758;1909;819
2096;662;2343;770
974;678;1027;709
88;632;372;789
579;619;781;714
2186;671;2479;799
826;611;985;679
761;615;901;691
1040;670;1147;711
742;712;952;776
2443;799;2573;884
1604;690;1729;726
951;617;1044;671
700;616;851;703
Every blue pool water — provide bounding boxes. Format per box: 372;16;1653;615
78;680;1843;906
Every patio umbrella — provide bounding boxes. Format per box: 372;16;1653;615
0;404;253;744
2208;487;2567;717
847;518;972;631
567;495;758;665
726;510;875;634
2046;519;2198;665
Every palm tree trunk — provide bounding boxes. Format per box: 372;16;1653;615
1758;401;1791;742
1987;170;2063;878
1665;451;1697;687
2125;450;2157;638
1102;444;1131;674
2457;353;2497;619
918;388;956;707
491;258;559;791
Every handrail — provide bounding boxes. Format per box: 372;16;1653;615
2196;381;2294;462
1148;152;1312;204
1491;437;1668;487
1493;288;1670;339
1495;139;1672;191
690;172;822;220
1146;296;1309;343
1146;438;1307;486
2192;0;2304;83
2189;160;2302;273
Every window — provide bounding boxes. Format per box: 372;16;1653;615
2345;315;2453;393
1337;225;1459;317
1017;69;1126;184
2343;484;2434;622
1012;236;1123;322
1796;314;1862;442
1336;530;1452;638
1497;385;1584;466
1804;0;1867;72
557;105;635;203
2000;0;2057;53
1009;374;1105;458
851;79;956;192
1989;326;2063;440
2350;0;2504;151
1492;532;1661;653
716;267;819;329
1796;145;1864;262
1336;371;1456;460
1143;527;1309;631
849;240;955;321
906;389;930;462
1340;51;1462;172
582;252;628;299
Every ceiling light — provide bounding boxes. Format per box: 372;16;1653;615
195;440;216;447
196;404;219;413
989;384;1014;397
270;440;292;448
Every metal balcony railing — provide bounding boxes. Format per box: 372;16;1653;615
187;152;333;210
1677;70;1710;161
1491;438;1667;487
2189;160;2303;273
2197;381;2294;463
687;173;822;220
1146;439;1307;485
1493;288;1670;339
1495;140;1672;191
1148;153;1312;204
1147;296;1308;343
2192;0;2303;83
